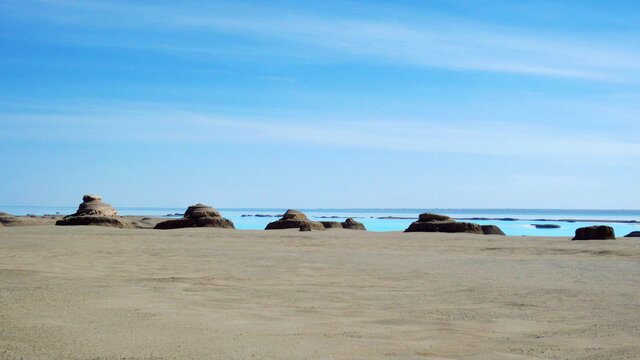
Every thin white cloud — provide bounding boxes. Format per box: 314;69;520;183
2;0;639;82
2;106;639;166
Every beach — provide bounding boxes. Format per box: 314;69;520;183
1;226;639;359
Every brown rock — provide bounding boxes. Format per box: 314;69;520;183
56;215;132;228
342;218;366;230
56;195;131;228
320;221;343;229
405;212;483;234
572;226;615;240
406;220;483;233
154;204;234;230
74;195;119;217
320;218;366;230
184;204;221;218
282;209;309;221
418;213;453;222
481;225;505;235
266;210;325;231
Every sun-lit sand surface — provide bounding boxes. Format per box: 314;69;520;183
1;226;639;359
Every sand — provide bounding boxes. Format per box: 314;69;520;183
1;226;639;359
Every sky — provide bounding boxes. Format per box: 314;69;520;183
1;0;639;209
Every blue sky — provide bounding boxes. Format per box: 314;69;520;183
1;0;639;208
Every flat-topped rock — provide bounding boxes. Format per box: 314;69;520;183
625;231;640;238
83;194;102;202
266;210;325;231
405;212;483;234
56;195;131;228
573;226;615;240
154;204;234;230
418;213;453;222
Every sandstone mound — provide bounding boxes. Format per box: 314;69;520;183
0;212;18;226
405;212;483;234
154;204;234;230
75;195;119;216
625;231;640;238
481;225;505;235
56;195;132;228
320;217;367;230
266;210;325;231
573;226;615;240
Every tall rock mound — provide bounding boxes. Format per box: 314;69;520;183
405;212;484;234
154;204;234;230
265;210;325;231
56;195;132;228
572;225;615;240
320;217;367;230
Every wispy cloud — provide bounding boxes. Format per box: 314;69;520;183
2;102;638;166
2;0;639;82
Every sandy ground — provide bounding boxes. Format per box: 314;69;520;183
1;226;639;359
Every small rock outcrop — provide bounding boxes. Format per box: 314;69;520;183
154;204;234;229
625;231;640;238
533;224;561;229
572;226;615;240
405;212;483;234
265;210;325;231
481;225;505;235
320;217;367;230
56;195;132;228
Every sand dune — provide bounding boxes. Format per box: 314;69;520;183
1;226;639;359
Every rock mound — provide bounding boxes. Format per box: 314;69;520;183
0;212;18;226
343;218;366;230
266;210;325;231
320;217;367;230
184;204;221;218
75;195;119;217
624;231;640;238
481;225;505;235
56;195;131;228
405;212;483;234
154;204;234;230
572;226;615;240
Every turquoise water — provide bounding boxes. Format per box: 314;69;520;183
2;206;639;237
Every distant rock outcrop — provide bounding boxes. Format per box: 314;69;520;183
154;204;234;230
625;231;640;238
405;212;483;234
265;210;325;231
481;225;505;235
56;195;132;228
572;225;615;240
533;224;561;229
320;217;367;230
